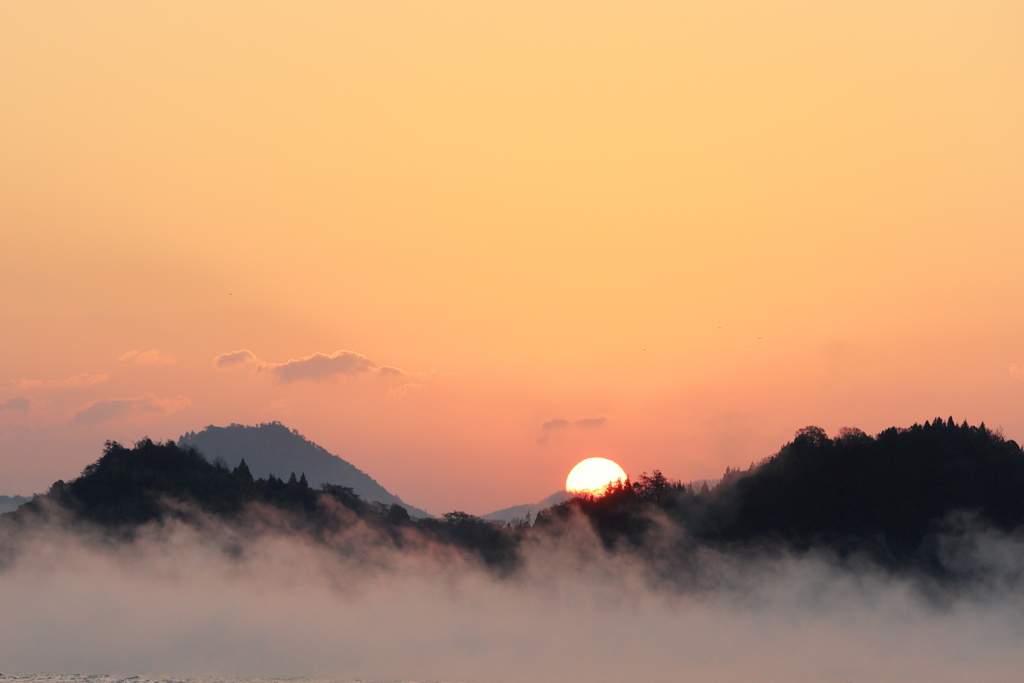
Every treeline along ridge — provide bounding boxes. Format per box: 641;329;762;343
4;417;1023;581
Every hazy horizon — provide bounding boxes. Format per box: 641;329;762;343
3;0;1023;514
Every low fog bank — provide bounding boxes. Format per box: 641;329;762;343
3;509;1024;683
6;422;1024;681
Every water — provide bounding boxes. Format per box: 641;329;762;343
0;677;445;683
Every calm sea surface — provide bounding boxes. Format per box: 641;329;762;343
0;677;459;683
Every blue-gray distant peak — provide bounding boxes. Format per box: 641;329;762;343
0;495;31;514
482;490;573;523
177;422;432;518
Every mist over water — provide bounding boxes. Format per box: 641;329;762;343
3;508;1024;683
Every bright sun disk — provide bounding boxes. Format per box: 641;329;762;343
566;457;628;496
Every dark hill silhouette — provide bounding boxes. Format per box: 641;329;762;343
27;439;320;526
178;423;431;518
539;418;1024;575
708;420;1024;549
7;438;519;570
6;417;1023;581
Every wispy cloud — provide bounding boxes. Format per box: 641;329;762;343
538;416;608;443
0;397;30;412
118;349;176;366
262;351;376;383
387;383;425;402
72;394;191;426
212;349;262;369
1011;364;1024;380
1;373;109;390
213;349;410;384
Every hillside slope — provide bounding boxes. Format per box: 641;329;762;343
538;419;1024;572
178;422;432;518
482;491;572;522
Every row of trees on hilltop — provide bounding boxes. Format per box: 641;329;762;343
537;418;1024;573
6;418;1024;579
8;437;521;569
714;419;1024;549
39;439;326;526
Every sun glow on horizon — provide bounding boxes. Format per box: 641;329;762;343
566;457;628;496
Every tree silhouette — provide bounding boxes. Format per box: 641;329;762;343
13;418;1024;579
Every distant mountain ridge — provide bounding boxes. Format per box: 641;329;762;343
0;495;30;514
483;491;573;523
178;422;432;518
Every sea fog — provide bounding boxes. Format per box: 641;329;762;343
2;507;1024;683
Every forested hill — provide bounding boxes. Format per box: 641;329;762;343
5;418;1024;578
178;422;431;518
707;420;1024;546
7;438;520;569
540;418;1024;569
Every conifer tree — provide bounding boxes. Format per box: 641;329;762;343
233;459;253;484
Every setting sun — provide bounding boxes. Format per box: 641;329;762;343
566;458;628;496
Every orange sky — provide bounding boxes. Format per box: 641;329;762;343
2;1;1023;515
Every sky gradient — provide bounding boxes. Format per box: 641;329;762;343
2;1;1023;515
